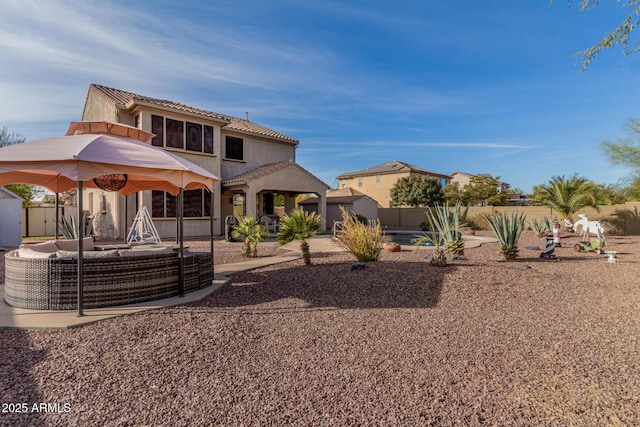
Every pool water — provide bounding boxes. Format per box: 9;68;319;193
385;232;436;246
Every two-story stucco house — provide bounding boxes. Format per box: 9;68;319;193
336;160;451;208
80;84;328;238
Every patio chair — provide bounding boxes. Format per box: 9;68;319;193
260;216;278;234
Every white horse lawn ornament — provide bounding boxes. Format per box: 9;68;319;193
573;214;605;242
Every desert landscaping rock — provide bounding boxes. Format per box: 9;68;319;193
1;231;639;425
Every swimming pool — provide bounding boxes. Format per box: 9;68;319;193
384;232;436;246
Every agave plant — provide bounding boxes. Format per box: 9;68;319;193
58;213;93;239
424;202;468;257
412;213;452;267
231;213;270;258
485;211;526;259
528;216;557;238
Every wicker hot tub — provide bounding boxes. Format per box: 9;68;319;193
4;250;213;310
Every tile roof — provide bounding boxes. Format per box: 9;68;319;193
336;160;450;179
222;161;328;189
90;84;298;144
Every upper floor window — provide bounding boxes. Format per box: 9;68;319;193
225;136;243;161
357;177;363;187
376;175;380;184
151;114;214;154
152;189;211;218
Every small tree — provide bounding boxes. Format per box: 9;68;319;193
277;207;321;265
232;213;269;258
0;126;37;206
461;174;507;206
443;182;463;204
390;176;444;207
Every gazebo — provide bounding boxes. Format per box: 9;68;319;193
0;122;220;316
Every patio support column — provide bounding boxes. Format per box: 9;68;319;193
317;193;327;232
284;194;295;214
77;181;84;317
245;188;257;219
178;188;184;297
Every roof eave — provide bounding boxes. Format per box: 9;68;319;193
124;99;232;125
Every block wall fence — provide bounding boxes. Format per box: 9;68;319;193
378;202;640;235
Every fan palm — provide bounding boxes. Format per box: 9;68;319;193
277;207;321;265
231;213;269;258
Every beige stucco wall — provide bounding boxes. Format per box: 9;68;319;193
220;133;296;180
450;172;472;188
81;88;119;122
378;203;640;235
340;171;451;208
340;172;410;208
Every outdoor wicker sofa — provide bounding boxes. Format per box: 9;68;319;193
4;243;213;310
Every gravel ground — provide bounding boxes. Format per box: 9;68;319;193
1;231;639;426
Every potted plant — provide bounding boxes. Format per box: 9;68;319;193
383;241;401;252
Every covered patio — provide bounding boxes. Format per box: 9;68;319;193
221;161;329;231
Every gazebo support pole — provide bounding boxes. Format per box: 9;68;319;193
178;188;184;297
54;193;59;240
210;190;214;276
77;182;84;317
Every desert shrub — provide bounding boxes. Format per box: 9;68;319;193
468;213;492;231
334;206;383;262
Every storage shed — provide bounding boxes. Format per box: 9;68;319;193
0;187;23;247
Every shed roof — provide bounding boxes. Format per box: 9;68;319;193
299;187;371;205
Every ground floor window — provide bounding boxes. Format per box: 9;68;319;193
152;190;211;218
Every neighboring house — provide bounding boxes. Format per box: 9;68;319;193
80;84;328;237
450;171;510;192
299;187;378;229
0;187;23;247
336;160;451;208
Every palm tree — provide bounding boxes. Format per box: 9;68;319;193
231;213;269;258
277;207;321;265
531;174;598;221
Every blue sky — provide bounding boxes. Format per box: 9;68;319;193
1;0;639;193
